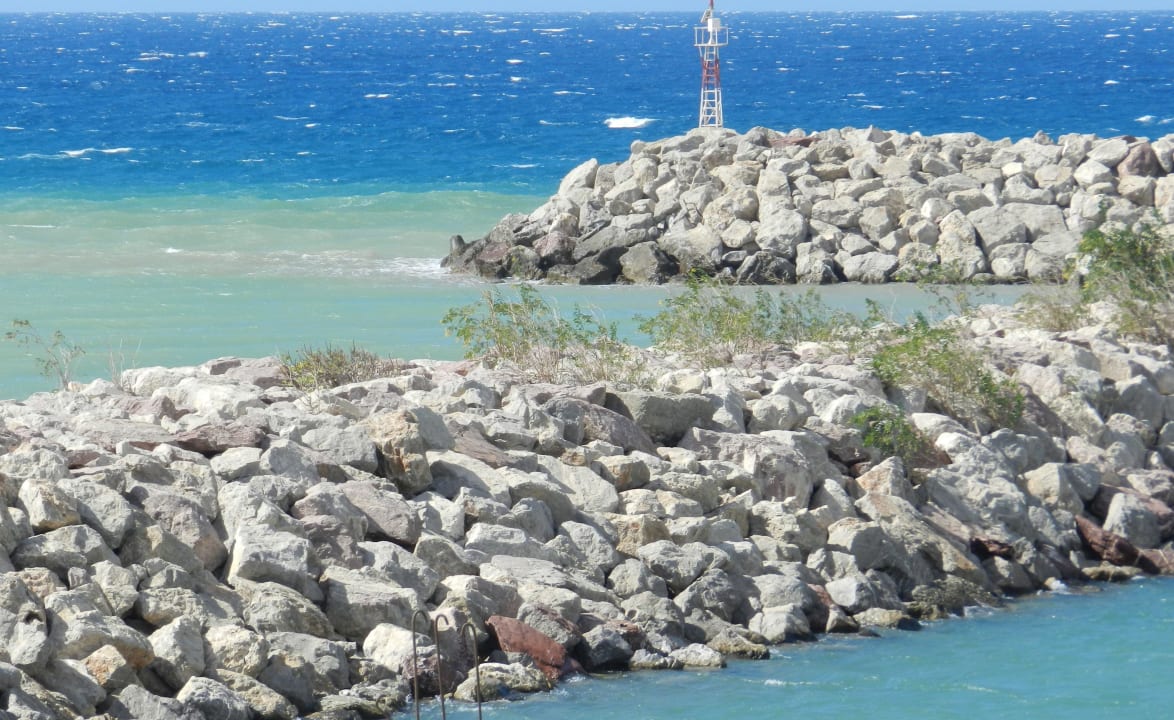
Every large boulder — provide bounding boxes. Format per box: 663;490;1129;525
0;574;51;672
320;566;420;641
678;428;836;507
605;391;716;446
227;523;322;603
486;615;578;681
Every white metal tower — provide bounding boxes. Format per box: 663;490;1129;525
694;0;728;128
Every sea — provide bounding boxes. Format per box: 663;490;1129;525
1;10;1172;715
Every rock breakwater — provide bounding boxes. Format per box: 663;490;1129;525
444;126;1174;284
1;305;1173;717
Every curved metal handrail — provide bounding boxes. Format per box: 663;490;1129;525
411;609;431;720
462;621;484;720
433;614;452;720
412;611;482;720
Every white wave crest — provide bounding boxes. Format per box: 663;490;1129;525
1137;114;1156;124
604;116;654;129
58;147;132;159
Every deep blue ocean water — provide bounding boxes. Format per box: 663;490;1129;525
2;11;1172;198
1;16;1172;711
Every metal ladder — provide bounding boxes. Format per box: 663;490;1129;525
411;609;483;720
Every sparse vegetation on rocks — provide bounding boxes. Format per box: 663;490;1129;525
3;319;85;390
441;283;646;386
868;311;1026;433
1073;220;1174;348
281;343;408;391
635;272;854;368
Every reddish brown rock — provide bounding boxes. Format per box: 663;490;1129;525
1117;141;1164;178
969;536;1016;560
130;394;186;421
1138;548;1174;575
449;424;514;469
807;582;838;628
534;230;576;267
174;423;266;456
1075;514;1141;567
486;615;579;681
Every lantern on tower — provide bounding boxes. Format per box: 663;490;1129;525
695;0;729;128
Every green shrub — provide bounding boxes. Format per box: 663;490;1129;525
281;343;406;390
1073;220;1174;346
636;273;855;368
851;405;938;471
869;313;1024;432
1016;286;1087;333
441;284;645;385
3;319;85;389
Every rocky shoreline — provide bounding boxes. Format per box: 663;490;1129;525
444;126;1174;285
1;302;1173;718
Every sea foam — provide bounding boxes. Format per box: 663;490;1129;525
605;117;654;129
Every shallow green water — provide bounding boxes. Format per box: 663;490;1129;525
0;187;1034;401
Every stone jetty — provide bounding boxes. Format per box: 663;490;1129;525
443;126;1174;284
2;303;1174;718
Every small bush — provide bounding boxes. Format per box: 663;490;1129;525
869;313;1024;432
281;343;406;390
1016;286;1087;333
442;284;645;385
636;273;855;368
3;319;85;389
1073;220;1174;346
851;405;939;471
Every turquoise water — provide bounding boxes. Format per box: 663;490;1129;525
0;188;1032;399
0;190;531;398
0;187;1031;399
416;578;1174;719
